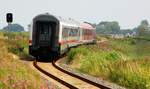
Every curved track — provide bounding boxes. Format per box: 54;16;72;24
52;55;110;89
33;60;78;89
33;55;110;89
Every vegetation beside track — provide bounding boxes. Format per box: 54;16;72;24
0;32;52;89
65;36;150;89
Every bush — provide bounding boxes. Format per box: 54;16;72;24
2;32;29;57
130;39;136;45
67;47;89;64
67;49;77;63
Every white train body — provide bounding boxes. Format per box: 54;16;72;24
29;13;96;58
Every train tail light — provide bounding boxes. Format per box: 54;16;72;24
29;40;32;45
58;41;60;44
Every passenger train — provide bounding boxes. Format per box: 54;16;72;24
29;13;96;58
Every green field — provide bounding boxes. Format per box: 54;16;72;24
65;37;150;89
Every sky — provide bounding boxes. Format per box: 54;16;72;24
0;0;150;30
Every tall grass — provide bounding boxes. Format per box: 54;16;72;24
1;32;29;57
0;32;53;89
66;38;150;89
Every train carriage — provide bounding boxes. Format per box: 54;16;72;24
29;13;95;59
29;13;60;57
80;23;96;44
59;19;81;54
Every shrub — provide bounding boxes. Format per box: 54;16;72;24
67;47;89;63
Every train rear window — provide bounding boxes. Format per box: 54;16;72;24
40;24;50;34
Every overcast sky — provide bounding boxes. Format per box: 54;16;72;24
0;0;150;30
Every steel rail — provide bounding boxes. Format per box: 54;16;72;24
52;54;110;89
33;60;78;89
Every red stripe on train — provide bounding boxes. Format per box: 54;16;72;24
59;40;79;44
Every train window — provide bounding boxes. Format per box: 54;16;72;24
83;29;92;35
69;28;78;36
83;29;86;35
62;27;69;38
40;24;50;34
62;27;79;39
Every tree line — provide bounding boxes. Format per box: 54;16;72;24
95;20;150;37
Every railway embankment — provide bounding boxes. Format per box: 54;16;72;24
60;37;150;89
0;32;59;89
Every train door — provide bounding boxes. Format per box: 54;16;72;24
36;21;52;47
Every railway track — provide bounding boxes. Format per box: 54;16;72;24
33;60;78;89
33;54;110;89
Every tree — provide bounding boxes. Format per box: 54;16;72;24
2;24;24;32
136;20;150;37
96;21;120;34
141;20;149;27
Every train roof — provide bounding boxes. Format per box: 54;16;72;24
34;13;94;29
56;16;81;26
80;23;95;30
34;13;81;26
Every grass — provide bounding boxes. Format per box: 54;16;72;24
1;32;29;57
0;32;57;89
65;37;150;89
